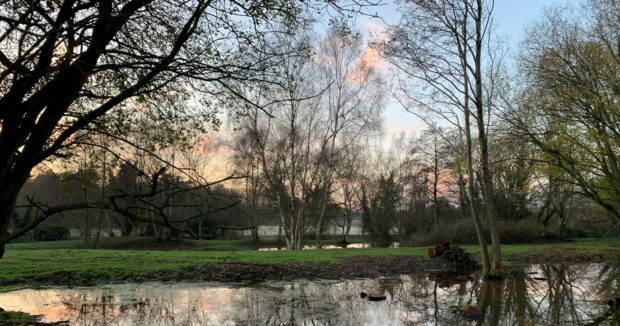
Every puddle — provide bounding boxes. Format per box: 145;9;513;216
1;263;618;325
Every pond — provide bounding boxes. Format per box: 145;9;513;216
1;263;618;325
256;242;398;251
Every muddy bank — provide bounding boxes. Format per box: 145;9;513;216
148;256;459;283
16;256;457;288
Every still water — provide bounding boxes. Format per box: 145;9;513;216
0;263;618;325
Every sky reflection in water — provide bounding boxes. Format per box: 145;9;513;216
0;263;618;325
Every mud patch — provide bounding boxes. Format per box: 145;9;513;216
147;255;459;283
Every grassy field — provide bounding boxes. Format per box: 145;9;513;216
1;237;619;291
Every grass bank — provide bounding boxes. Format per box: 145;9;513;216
1;238;619;291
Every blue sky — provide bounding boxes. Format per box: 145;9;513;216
360;0;572;141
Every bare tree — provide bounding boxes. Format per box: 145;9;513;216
377;0;502;276
0;0;374;257
232;25;383;249
313;26;384;246
333;143;363;243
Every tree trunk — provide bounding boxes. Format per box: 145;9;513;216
277;221;282;242
474;0;501;277
294;207;304;250
343;209;352;243
315;189;330;248
277;193;292;249
93;210;104;249
251;223;259;241
463;49;491;276
479;139;501;275
0;182;24;259
123;217;134;236
478;280;503;326
0;208;11;259
83;190;91;245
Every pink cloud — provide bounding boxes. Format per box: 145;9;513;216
359;47;391;72
389;120;426;138
361;17;387;34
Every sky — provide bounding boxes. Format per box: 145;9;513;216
358;0;571;142
206;0;573;179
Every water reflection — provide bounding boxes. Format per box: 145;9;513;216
0;263;618;325
257;242;398;251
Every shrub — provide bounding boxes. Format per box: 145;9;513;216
405;218;546;246
561;228;590;238
406;219;481;246
497;219;546;244
34;225;70;241
568;217;614;237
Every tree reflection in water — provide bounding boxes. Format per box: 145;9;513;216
0;263;618;325
471;263;620;326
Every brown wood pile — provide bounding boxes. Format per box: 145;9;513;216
428;240;480;271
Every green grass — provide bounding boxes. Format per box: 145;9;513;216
462;237;620;256
1;237;619;291
0;310;37;325
460;238;620;265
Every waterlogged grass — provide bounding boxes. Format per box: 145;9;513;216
1;237;619;290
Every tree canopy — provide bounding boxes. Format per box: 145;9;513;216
0;0;374;256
